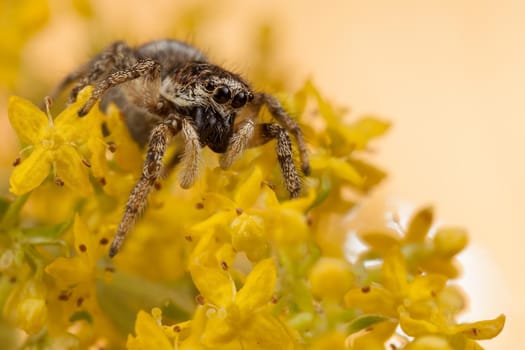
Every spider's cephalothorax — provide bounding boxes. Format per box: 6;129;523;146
49;39;310;257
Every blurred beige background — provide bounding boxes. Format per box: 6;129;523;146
3;0;523;348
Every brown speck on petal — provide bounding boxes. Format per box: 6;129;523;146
55;177;64;187
361;286;371;293
99;238;109;245
195;294;205;305
82;159;92;168
235;208;243;215
220;261;228;270
78;244;87;252
12;157;21;167
195;202;204;209
107;142;117;153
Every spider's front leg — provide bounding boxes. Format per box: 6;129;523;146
47;41;134;105
109;115;181;257
251;123;302;198
255;93;310;176
78;58;160;117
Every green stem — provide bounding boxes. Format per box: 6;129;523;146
0;193;30;230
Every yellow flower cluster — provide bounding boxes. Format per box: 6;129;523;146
0;79;504;350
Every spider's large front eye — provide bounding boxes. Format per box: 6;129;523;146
232;92;247;108
213;86;231;104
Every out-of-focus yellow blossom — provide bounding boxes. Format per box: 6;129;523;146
347;319;398;350
308;257;354;301
8;87;106;196
400;309;505;349
3;278;47;334
0;0;49;89
345;248;447;318
358;206;467;278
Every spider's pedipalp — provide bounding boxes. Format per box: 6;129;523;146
178;119;201;189
219;118;256;169
109;115;181;257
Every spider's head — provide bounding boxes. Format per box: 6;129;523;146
161;62;255;153
160;62;254;115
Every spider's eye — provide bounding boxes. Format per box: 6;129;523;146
204;81;215;92
248;92;254;101
232;92;247;108
213;86;231;104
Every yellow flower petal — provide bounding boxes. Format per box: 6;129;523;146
8;95;48;144
236;258;276;313
240;312;297;350
433;227;469;257
53;144;92;196
344;285;397;317
189;263;235;306
234;165;264;208
407;274;448;302
73;214;99;268
9;146;51;195
45;257;90;286
400;311;440;337
404;335;452;350
230;213;268;261
127;310;173;350
358;230;401;254
311;156;364;186
454;314;506;340
381;248;408;295
405;206;434;242
201;308;238;347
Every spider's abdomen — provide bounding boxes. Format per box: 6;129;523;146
192;107;234;153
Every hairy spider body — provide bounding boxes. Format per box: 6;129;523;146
50;39;310;257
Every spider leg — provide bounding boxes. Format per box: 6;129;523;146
109;115;181;257
178;119;202;189
219;118;256;169
254;93;310;175
78;58;160;117
68;41;134;104
250;123;302;198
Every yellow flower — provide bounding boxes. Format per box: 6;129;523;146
308;257;354;301
189;258;297;349
400;312;505;350
358;207;467;278
190;165;313;261
44;213;105;327
8;87;105;196
345;248;448;318
127;310;173;350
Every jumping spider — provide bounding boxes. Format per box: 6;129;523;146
50;39;310;257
